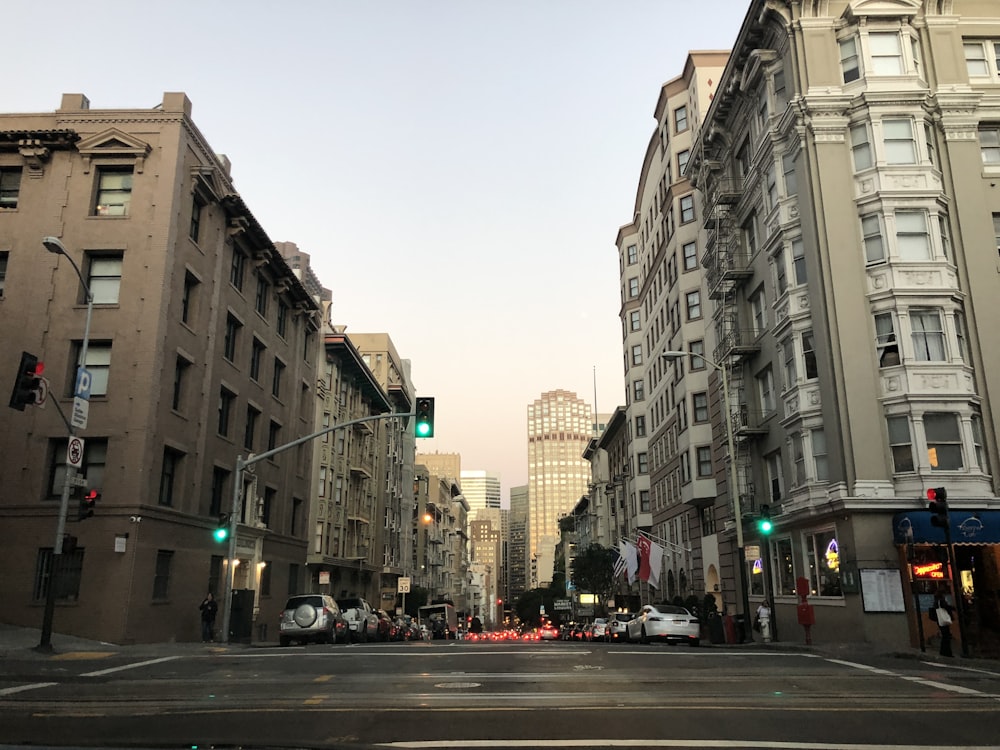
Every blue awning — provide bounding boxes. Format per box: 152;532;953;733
893;510;1000;545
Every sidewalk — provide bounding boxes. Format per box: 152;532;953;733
0;623;244;660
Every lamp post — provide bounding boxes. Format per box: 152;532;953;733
662;348;751;640
37;236;94;652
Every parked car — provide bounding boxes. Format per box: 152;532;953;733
539;623;559;641
375;609;394;641
607;612;636;642
626;603;700;646
279;594;347;646
336;597;379;643
589;618;609;642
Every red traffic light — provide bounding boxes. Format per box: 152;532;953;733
927;487;946;501
79;489;100;520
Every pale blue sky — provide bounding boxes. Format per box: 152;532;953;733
8;0;751;495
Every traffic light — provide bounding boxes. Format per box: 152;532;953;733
214;513;230;542
8;351;43;411
928;487;948;528
78;489;99;520
415;397;435;438
757;505;773;535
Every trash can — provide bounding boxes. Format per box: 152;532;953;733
734;614;748;643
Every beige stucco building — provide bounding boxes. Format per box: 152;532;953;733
0;93;321;643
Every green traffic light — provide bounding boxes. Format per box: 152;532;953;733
416;420;431;437
213;527;229;542
759;519;773;534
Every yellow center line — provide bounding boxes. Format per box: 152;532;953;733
304;695;326;705
313;675;333;683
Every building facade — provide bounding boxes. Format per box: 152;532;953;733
0;93;321;643
680;0;1000;650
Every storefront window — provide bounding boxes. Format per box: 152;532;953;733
770;537;796;596
806;528;842;597
749;556;765;596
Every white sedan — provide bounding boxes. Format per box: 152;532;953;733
626;604;700;646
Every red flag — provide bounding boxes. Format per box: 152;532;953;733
637;535;652;582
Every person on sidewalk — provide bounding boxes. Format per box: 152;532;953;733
199;592;219;643
930;592;955;657
756;600;772;643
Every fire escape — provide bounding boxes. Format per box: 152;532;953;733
701;174;767;516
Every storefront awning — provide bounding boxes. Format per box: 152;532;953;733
893;510;1000;545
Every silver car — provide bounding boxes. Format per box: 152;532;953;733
279;594;347;646
336;597;379;643
607;612;636;642
626;604;700;646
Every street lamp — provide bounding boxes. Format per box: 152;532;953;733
662;348;751;639
38;236;94;652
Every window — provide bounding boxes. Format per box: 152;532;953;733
250;338;265;382
776;156;796;205
633;380;645;402
765;162;777;209
954;311;967;361
677;243;697;274
224;314;241;362
189;196;204;243
291;498;303;538
172;356;190;411
230;247;247;291
631;345;643;367
972;412;990;474
766;452;783;502
255;276;269;317
680;195;695;223
0;167;22;209
49;437;106;499
244;406;260;451
874;312;900;367
634;415;646;438
88;254;123;304
277;301;289;337
262;488;275;528
812;428;828;481
738;142;751;178
693;392;709;423
850;124;873;170
77;342;111;397
33;547;84;602
887;415;915;473
152;550;174;600
862;214;885;264
925;413;964;471
964;39;1000;79
182;272;198;325
689;340;705;370
750;288;767;334
884;119;917;165
628;277;639;298
674;105;688;133
896;210;931;260
840;37;861;82
685;290;701;320
94;167;133;216
218;388;235;437
743;214;759;257
678;149;690;176
159;447;183;507
272;358;286;399
680;451;691;483
937;215;951;259
210;466;229;516
627;244;638;265
0;251;7;298
701;505;717;536
775;247;787;294
782;337;797;388
640;490;650;512
802;330;818;379
757;367;776;416
638;452;648;475
697;446;713;478
792;433;806;486
774;68;787;110
791;239;807;285
870;32;903;75
806;529;842;597
980;126;1000;164
771;537;796;596
911;309;945;361
268;420;281;452
630;310;641;331
925;122;937;166
260;559;272;596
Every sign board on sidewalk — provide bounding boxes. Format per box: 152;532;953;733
398;577;411;594
67;436;85;469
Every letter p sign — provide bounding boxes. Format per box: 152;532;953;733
75;367;92;400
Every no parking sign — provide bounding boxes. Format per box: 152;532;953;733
67;436;85;469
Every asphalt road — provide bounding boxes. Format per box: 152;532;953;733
2;639;1000;749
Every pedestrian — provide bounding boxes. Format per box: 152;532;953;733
756;600;772;642
200;592;219;643
930;591;955;657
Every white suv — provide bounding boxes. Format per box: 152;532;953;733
336;597;379;643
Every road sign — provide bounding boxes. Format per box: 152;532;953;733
398;577;411;594
35;377;49;407
71;398;89;430
75;367;92;400
67;436;85;469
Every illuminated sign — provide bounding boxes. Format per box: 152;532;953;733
912;561;945;580
752;559;763;575
825;539;840;571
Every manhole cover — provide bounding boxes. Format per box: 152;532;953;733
434;682;482;689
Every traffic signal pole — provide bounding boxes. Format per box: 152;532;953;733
219;410;416;644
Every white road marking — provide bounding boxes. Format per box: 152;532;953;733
826;657;999;699
81;655;180;676
0;682;57;696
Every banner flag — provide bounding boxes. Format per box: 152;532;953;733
637;535;652;582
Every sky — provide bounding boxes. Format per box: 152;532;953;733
8;0;751;497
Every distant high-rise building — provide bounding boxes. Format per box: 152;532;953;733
416;452;461;483
460;470;501;512
527;390;593;587
508;485;528;600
